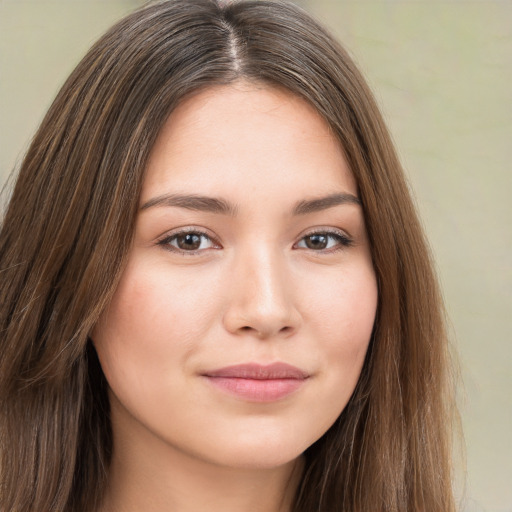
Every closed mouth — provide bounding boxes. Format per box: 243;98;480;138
202;362;309;402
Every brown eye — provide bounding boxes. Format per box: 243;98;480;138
159;231;217;253
175;233;202;250
304;234;328;250
296;231;353;251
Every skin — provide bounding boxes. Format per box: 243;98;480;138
92;82;378;512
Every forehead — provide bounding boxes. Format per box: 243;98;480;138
142;82;357;204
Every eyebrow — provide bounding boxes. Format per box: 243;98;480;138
140;192;361;215
292;192;361;215
140;194;238;215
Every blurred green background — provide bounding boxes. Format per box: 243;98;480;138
0;1;510;511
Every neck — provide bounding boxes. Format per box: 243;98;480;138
99;399;304;512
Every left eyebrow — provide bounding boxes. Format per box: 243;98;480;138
293;193;361;215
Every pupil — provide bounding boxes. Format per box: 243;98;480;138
178;233;201;250
306;234;327;249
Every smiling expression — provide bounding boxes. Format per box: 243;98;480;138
92;82;378;470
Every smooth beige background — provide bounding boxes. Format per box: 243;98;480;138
1;1;511;511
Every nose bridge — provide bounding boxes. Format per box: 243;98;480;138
224;240;298;337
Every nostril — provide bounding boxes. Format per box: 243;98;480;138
237;325;292;337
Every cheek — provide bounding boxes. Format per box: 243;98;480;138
91;261;219;396
96;259;219;342
306;260;377;341
304;262;377;390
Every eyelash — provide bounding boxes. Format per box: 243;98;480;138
157;228;353;255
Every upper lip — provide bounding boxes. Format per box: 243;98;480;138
203;362;309;380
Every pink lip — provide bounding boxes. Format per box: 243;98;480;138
202;363;309;402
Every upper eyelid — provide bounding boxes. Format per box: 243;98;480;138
296;226;352;240
156;226;219;243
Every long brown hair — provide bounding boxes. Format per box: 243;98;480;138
0;1;456;510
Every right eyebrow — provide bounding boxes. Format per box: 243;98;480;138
140;194;238;216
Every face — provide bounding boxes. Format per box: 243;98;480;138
92;82;378;470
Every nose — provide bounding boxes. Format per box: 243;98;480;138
222;245;301;339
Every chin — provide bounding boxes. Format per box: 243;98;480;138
209;445;304;471
187;422;321;471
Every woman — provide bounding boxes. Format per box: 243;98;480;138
0;0;457;511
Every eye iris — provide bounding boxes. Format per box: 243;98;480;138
305;234;328;249
177;233;202;250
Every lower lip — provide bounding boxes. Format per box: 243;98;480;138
204;376;305;402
